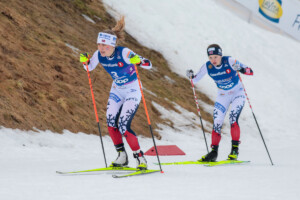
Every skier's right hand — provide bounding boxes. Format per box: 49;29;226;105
80;53;90;64
186;69;194;79
129;54;141;65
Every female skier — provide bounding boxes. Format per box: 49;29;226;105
186;44;253;161
80;17;152;169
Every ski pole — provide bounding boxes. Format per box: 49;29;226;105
238;73;274;165
85;63;108;168
189;78;209;153
133;64;164;173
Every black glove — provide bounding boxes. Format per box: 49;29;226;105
186;69;194;79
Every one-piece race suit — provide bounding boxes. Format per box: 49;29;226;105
192;56;253;145
84;46;152;151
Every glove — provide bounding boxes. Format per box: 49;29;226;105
240;67;253;75
129;54;141;65
80;53;90;64
186;69;194;79
232;63;242;71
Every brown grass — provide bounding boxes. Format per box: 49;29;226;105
0;0;214;139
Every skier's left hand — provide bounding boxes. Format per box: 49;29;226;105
129;55;141;65
240;67;254;75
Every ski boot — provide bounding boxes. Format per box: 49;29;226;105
198;145;218;162
133;150;147;170
227;140;239;160
110;150;128;167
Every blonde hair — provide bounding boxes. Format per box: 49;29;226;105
103;16;125;44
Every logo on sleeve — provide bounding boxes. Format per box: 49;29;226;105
118;62;124;67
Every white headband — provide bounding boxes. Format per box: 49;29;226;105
97;32;117;47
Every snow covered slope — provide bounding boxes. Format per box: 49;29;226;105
1;0;300;199
103;0;300;139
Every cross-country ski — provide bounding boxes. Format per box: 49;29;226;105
112;169;161;178
56;166;137;175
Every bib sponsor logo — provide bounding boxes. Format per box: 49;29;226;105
259;0;283;23
102;63;118;67
215;77;232;84
219;82;234;89
118;62;124;67
115;78;129;84
210;71;226;77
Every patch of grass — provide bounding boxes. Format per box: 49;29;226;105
0;0;214;138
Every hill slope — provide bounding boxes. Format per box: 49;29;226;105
0;0;213;137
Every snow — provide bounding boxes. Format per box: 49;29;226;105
65;43;80;54
1;0;300;200
1;123;299;200
81;14;96;24
103;0;300;139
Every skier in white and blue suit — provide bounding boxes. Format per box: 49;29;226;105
80;17;151;170
186;44;253;161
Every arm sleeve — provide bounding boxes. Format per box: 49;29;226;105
192;64;207;83
229;57;253;75
83;50;99;71
122;48;152;70
228;57;248;69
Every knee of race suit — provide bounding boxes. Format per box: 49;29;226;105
118;123;136;136
213;120;223;134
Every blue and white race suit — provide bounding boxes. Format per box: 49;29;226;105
84;46;152;151
193;56;253;144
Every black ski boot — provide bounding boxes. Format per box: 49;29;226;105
228;140;239;160
198;145;219;162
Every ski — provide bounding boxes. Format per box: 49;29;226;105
155;160;250;166
56;166;137;174
204;160;250;167
112;169;161;178
155;161;211;165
